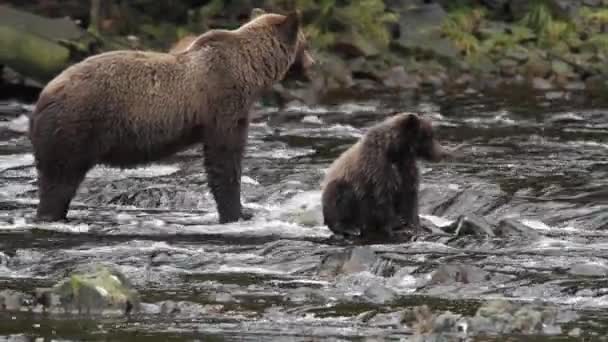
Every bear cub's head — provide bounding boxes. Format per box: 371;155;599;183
250;8;315;71
385;112;451;163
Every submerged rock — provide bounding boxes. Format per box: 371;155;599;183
383;66;419;90
531;77;554;90
318;247;380;278
443;214;495;237
392;3;459;62
0;289;31;311
427;264;490;286
568;262;608;277
405;299;569;338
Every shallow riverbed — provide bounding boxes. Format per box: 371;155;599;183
0;90;607;341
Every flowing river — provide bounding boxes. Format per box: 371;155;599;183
0;89;607;341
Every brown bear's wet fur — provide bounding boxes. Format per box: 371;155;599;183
321;113;450;242
28;9;313;223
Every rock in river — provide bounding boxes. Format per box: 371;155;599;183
36;263;140;315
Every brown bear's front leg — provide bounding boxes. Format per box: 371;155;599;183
203;122;250;224
396;188;421;234
35;170;87;222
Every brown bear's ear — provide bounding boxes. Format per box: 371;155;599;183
250;8;266;20
277;10;301;43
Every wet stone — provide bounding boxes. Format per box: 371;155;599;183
0;289;30;311
427;264;490;286
498;58;519;77
547;112;585;124
545;91;566;100
569;327;582;337
367;310;405;328
0;252;9;267
531;77;554;90
361;284;398;305
44;263;140;315
156;300;224;317
442;214;495;237
382;66;419;90
496;218;542;238
568;262;608;277
565;81;586;91
317;247;380;278
212;292;234;303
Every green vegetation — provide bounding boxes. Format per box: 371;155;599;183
440;6;486;56
5;0;608;98
438;1;608;69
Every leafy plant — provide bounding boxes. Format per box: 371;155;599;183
441;6;486;56
293;0;337;48
580;7;608;27
334;0;398;49
290;0;397;50
585;34;608;54
519;1;576;49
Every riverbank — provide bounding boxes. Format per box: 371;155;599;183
2;1;608;106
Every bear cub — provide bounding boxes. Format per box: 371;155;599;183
321;113;451;243
28;9;313;223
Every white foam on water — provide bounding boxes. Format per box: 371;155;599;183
87;164;180;179
65;241;204;256
301;115;323;124
284;124;364;139
242;176;259;185
213;265;289;275
0;154;34;172
420;214;454;227
0;220;89;234
249;147;315;159
0;266;41;279
0;114;30;133
521;219;581;233
172;219;332;239
568;140;608;149
529;237;584;250
463;110;518;126
0;183;36;199
269;279;330;286
335;102;379;113
284;104;329;114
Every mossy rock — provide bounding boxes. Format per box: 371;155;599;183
50;264;140;315
392;3;460;64
523;56;553;78
330;30;381;58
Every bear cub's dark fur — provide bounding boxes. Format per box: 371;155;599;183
321;112;450;243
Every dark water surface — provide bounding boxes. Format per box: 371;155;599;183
0;91;607;341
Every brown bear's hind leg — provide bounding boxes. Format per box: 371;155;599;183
322;180;363;238
35;170;87;222
203;123;250;224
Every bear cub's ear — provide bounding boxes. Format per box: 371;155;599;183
278;10;301;43
403;113;420;132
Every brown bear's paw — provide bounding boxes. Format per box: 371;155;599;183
218;206;255;224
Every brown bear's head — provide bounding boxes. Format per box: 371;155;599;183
249;8;315;72
389;112;451;162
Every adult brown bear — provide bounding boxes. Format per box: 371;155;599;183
28;9;314;223
321;113;451;242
